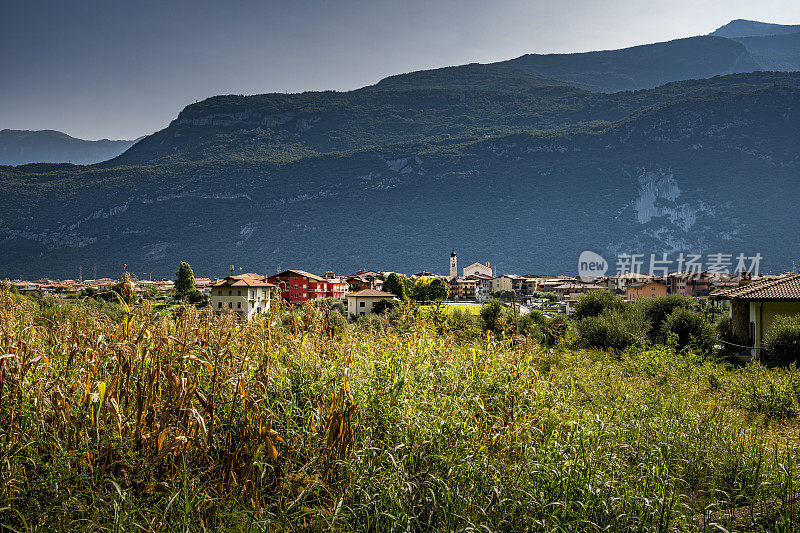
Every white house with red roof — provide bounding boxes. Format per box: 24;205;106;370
209;273;276;320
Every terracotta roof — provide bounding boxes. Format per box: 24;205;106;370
210;274;276;288
712;273;800;301
271;269;325;282
553;283;606;290
615;272;653;280
348;289;397;298
627;281;667;288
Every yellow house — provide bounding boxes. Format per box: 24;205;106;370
713;273;800;358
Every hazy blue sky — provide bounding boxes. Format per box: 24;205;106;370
2;0;799;140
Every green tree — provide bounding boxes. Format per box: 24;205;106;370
188;289;208;306
428;278;449;301
491;290;515;301
383;273;407;300
412;278;430;301
174;261;196;301
572;290;625;321
635;294;694;342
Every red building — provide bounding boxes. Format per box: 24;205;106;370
268;269;348;303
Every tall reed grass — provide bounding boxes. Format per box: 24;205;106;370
0;289;798;531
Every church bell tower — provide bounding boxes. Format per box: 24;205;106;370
450;246;457;278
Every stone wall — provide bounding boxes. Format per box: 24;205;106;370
730;300;750;345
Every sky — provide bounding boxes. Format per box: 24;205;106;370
2;0;799;140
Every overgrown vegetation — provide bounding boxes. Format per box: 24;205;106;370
765;314;800;363
1;287;800;530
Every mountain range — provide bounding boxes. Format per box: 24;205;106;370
2;19;800;279
0;130;138;166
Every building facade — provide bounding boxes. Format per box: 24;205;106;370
463;261;493;278
626;281;668;300
347;289;398;316
268;269;347;303
449;277;478;301
714;273;800;358
210;274;275;321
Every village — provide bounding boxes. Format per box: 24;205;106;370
6;249;800;360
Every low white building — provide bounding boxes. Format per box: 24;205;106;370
210;273;276;321
346;289;398;317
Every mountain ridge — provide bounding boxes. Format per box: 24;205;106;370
374;36;760;93
2;83;799;278
710;19;800;38
2;20;800;278
0;129;139;166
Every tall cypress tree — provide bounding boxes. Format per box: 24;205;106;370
174;261;196;301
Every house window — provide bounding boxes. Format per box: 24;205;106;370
360;301;365;307
228;290;232;296
218;302;222;309
237;302;241;308
238;290;241;296
228;302;232;309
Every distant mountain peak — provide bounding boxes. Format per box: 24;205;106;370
710;19;800;38
0;129;137;166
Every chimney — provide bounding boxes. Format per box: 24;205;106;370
486;261;490;267
739;271;752;286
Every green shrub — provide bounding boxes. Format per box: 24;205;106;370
187;289;208;306
447;308;480;337
571;290;625;321
518;309;547;337
317;297;346;316
636;294;694;342
541;314;569;347
575;307;648;352
480;299;513;333
662;307;716;354
764;314;800;363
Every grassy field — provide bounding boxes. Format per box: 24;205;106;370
1;289;800;531
421;302;483;315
